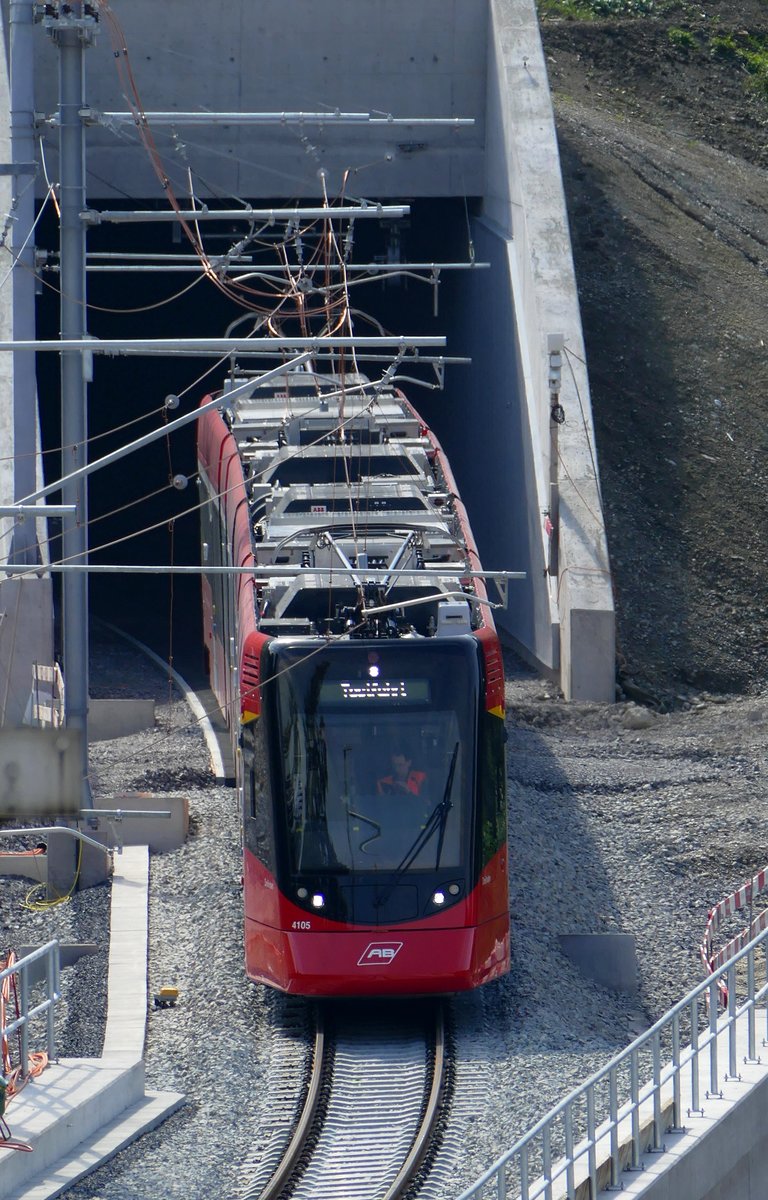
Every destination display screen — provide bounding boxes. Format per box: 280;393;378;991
319;679;431;704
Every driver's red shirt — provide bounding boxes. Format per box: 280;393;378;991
376;770;427;796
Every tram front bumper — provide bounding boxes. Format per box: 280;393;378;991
245;917;509;996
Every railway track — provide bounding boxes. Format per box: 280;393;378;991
240;1000;449;1200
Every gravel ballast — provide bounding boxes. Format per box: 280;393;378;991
5;631;766;1198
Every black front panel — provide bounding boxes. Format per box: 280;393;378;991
260;637;481;924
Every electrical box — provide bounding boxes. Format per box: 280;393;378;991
436;600;472;637
0;728;82;819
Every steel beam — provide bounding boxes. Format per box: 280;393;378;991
89;110;475;128
83;205;410;224
0;336;446;353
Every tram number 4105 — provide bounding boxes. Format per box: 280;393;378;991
292;920;312;930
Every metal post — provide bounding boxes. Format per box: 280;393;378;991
547;334;564;578
9;0;40;564
748;948;756;1061
46;944;57;1063
629;1049;640;1168
728;962;738;1078
586;1087;596;1194
652;1031;662;1148
51;3;95;806
672;1013;682;1129
609;1066;620;1186
690;996;701;1114
709;978;719;1094
519;1146;528;1200
542;1124;552;1200
19;964;28;1079
564;1101;575;1195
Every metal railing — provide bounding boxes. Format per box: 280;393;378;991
457;924;768;1200
1;942;61;1081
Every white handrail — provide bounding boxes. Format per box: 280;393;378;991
0;941;61;1083
456;924;768;1200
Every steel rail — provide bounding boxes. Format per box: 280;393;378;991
253;1002;447;1200
382;1001;448;1200
255;1009;328;1200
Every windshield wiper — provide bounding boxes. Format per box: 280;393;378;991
373;742;459;905
433;741;458;870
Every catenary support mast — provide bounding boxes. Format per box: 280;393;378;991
47;2;97;806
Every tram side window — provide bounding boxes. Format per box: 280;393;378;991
478;710;506;866
202;496;227;635
241;719;275;868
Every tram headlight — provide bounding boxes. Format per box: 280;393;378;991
311;893;326;909
432;890;446;906
448;883;461;896
297;887;308;899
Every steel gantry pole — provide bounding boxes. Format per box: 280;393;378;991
9;0;40;565
46;3;98;806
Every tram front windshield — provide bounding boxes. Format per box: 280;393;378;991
266;641;478;874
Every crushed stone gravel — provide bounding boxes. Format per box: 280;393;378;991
5;632;765;1198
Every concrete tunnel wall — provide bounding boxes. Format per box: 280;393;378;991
8;0;615;705
437;216;559;675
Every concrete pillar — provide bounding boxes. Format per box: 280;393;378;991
0;6;55;728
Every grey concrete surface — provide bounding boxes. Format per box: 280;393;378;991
88;698;156;742
0;579;54;727
33;0;488;200
0;846;183;1198
558;933;638;994
81;792;189;855
609;1017;768;1200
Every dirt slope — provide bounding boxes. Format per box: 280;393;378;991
538;1;768;706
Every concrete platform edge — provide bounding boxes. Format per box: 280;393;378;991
6;1089;185;1200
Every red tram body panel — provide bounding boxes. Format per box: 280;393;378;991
198;370;510;996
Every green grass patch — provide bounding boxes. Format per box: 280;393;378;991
710;33;741;59
667;26;696;49
709;30;768;97
538;0;658;16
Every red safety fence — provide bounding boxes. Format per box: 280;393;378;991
700;866;768;1006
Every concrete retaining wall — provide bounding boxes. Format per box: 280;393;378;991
611;1018;768;1200
438;217;560;675
482;0;615;699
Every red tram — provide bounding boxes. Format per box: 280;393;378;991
197;368;509;995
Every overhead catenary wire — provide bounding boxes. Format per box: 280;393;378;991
0;184;56;294
563;342;603;508
3;373;387;569
4;378;404;581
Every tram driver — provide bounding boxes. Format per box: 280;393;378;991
377;751;427;797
